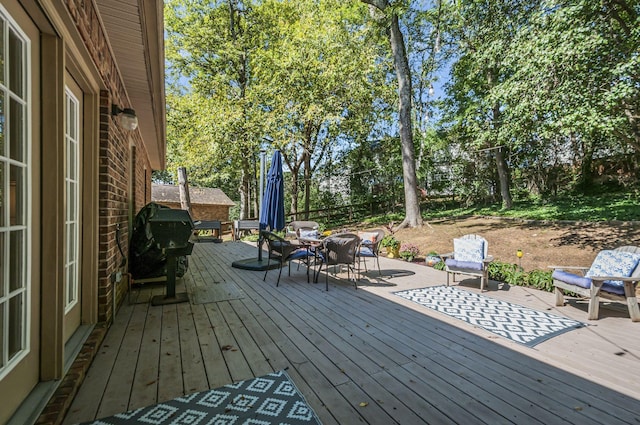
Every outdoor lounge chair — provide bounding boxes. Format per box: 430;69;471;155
356;229;385;277
262;231;312;286
443;234;493;292
319;233;361;291
549;246;640;321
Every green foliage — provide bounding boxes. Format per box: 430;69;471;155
438;0;640;206
423;192;640;222
433;260;446;271
380;235;400;249
486;261;554;292
241;233;260;242
523;269;554;292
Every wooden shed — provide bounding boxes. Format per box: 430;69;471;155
152;184;236;222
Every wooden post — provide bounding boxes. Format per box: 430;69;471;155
178;167;192;216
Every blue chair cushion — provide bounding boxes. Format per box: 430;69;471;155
453;238;485;263
299;229;319;239
552;250;640;296
445;258;483;271
552;270;592;289
288;248;310;260
585;250;640;289
358;246;375;257
585;250;640;278
602;281;627;296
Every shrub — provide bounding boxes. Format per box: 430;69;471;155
487;261;554;292
399;243;420;262
381;235;400;249
433;260;446;271
523;269;554;292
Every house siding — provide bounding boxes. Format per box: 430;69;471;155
1;0;163;423
67;0;153;323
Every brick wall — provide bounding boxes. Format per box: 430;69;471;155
68;0;153;323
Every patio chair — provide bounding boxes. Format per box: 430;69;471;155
356;229;385;277
262;231;312;286
318;233;361;291
288;220;320;238
443;234;493;292
549;246;640;321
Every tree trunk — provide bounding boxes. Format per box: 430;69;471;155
390;13;422;228
239;157;251;219
488;71;512;210
177;167;192;216
303;145;312;220
494;147;512;209
578;143;595;192
290;166;300;220
362;0;422;229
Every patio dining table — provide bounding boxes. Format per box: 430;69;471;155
297;236;325;284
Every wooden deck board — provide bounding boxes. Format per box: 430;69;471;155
62;300;135;424
190;303;232;389
128;300;161;410
157;305;183;403
65;241;640;425
95;301;147;418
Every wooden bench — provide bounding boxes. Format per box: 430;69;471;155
233;219;261;241
194;220;222;240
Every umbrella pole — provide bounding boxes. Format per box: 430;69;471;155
258;150;266;262
232;150;278;271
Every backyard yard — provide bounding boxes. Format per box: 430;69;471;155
382;216;640;272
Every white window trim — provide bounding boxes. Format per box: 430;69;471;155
64;86;80;314
0;3;32;381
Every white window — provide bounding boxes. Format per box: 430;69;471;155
0;6;30;377
64;88;80;311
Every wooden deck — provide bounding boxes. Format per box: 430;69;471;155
64;240;640;424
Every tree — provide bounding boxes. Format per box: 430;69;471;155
361;0;423;228
165;0;266;219
495;0;640;191
442;0;544;208
252;0;385;218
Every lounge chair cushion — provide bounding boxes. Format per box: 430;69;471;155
445;258;483;271
585;250;640;286
553;250;640;296
453;238;485;263
551;270;629;295
551;270;592;289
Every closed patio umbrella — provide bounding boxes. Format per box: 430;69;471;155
231;150;284;270
260;150;285;232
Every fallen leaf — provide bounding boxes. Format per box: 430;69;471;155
359;402;368;407
574;406;583;411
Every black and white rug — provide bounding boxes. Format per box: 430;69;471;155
80;370;321;425
395;286;585;347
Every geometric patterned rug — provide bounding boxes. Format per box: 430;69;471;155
394;286;585;347
79;370;321;424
